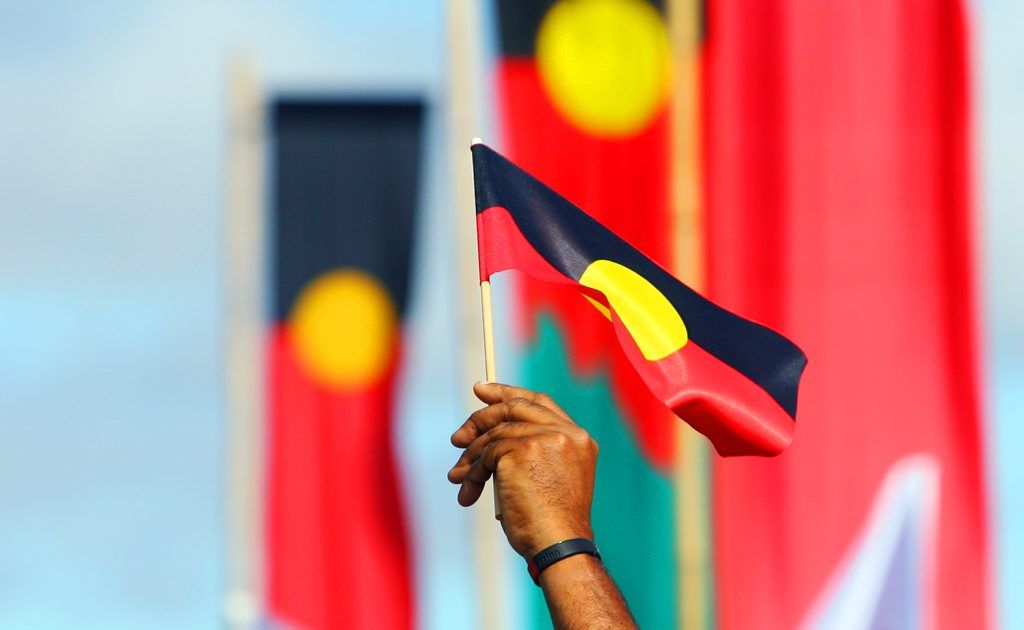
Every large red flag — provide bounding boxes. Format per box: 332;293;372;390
705;1;990;628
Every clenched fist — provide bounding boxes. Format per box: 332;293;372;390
447;382;599;559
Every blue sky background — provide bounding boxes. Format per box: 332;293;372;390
0;0;1019;628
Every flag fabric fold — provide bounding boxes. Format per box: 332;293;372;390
472;142;807;456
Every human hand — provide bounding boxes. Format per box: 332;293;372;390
448;382;599;558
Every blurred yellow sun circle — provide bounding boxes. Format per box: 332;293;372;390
537;0;671;137
289;268;397;390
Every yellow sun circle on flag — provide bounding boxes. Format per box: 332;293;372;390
579;259;688;360
536;0;671;137
289;268;397;390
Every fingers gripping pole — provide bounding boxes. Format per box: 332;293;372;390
480;280;502;520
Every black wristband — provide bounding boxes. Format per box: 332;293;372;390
526;538;601;585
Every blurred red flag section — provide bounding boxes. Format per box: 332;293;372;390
266;101;423;630
705;1;990;629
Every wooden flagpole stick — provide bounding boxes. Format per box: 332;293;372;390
474;138;502;520
223;54;265;630
479;278;503;520
668;0;714;628
480;280;498;384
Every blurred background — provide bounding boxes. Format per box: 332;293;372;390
0;1;1019;629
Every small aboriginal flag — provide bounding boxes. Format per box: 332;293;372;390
473;142;807;456
267;100;423;629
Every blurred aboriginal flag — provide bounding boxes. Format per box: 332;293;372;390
493;0;680;627
266;100;423;630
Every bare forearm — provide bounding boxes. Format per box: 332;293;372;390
450;383;637;627
539;554;638;630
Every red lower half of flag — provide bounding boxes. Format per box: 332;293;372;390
265;327;413;630
613;318;794;457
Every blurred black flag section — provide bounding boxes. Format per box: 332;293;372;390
266;99;423;630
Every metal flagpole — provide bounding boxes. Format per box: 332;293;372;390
668;0;715;628
223;55;266;630
445;2;509;629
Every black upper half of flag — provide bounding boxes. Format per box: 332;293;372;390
473;143;806;419
271;99;424;321
496;0;667;57
494;0;710;59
